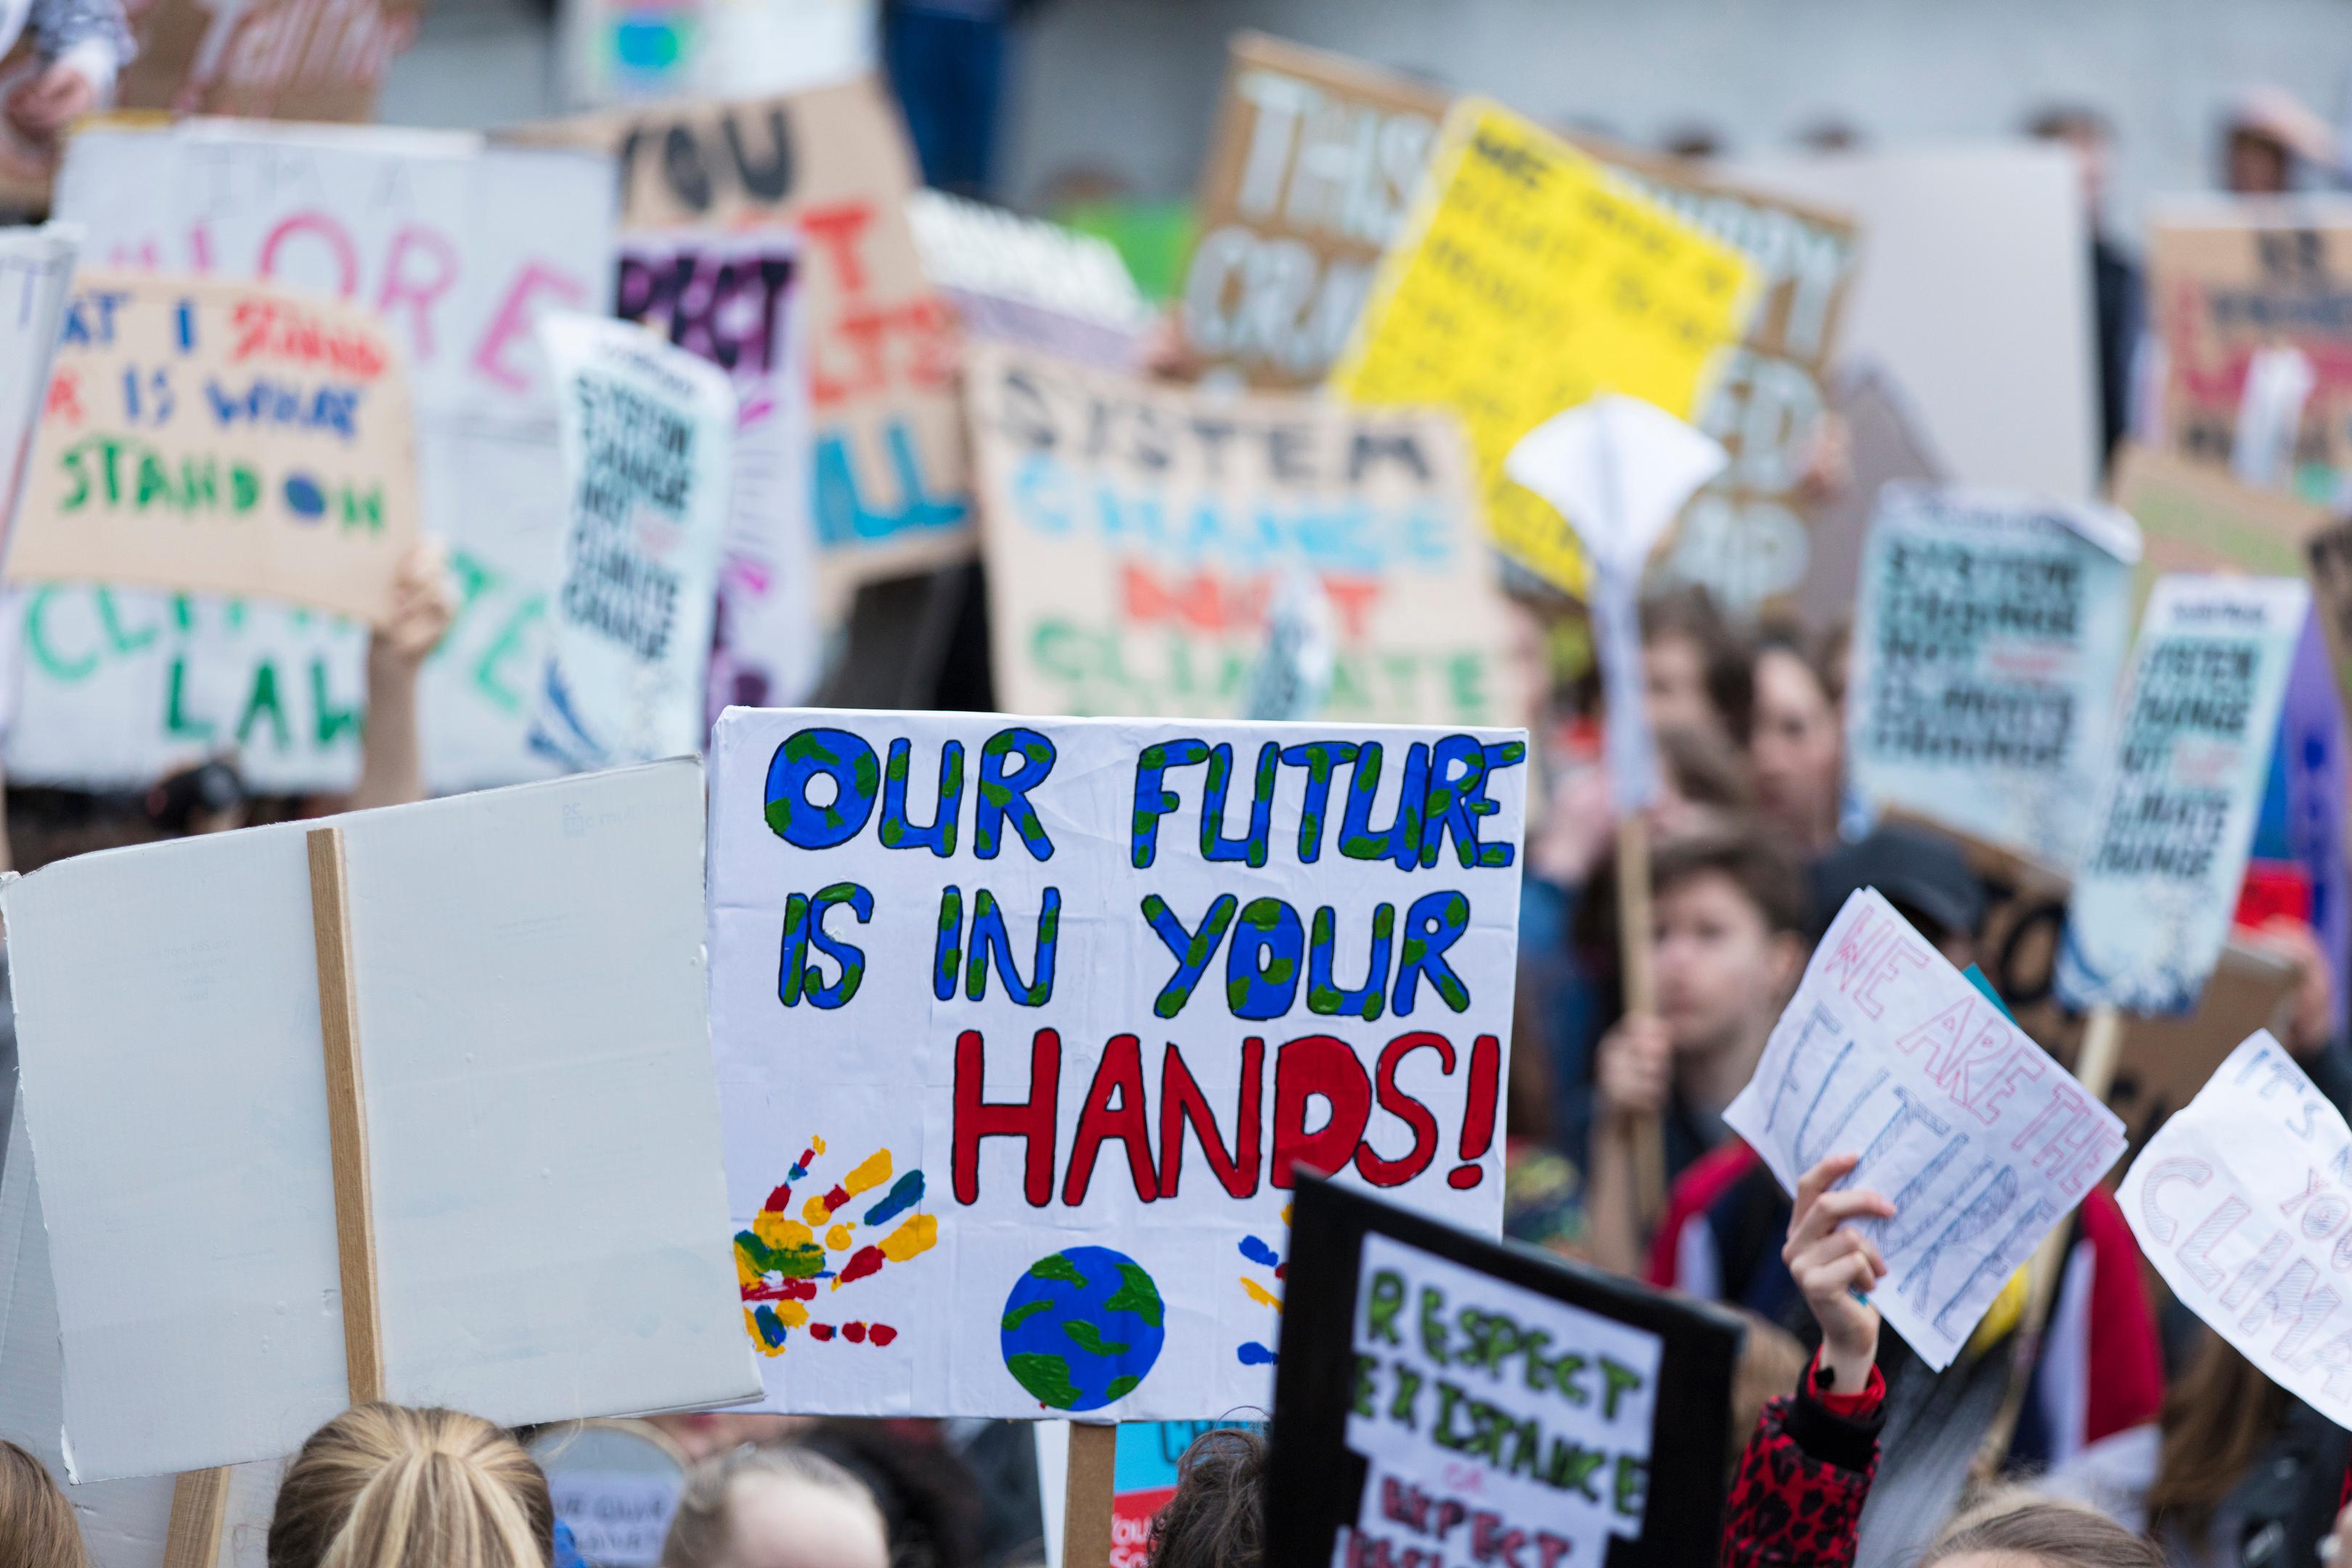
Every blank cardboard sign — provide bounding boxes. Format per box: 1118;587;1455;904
6;759;756;1482
0;1098;283;1568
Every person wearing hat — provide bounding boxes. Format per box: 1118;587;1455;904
1807;821;1985;968
2221;86;2340;195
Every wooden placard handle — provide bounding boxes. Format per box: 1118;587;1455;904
1614;815;1667;1226
162;1467;230;1568
1063;1422;1117;1568
309;825;384;1406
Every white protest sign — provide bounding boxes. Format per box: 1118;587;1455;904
613;231;820;719
1506;395;1726;812
8;759;756;1480
2122;1032;2352;1426
532;314;735;769
1846;486;2140;873
0;1097;283;1568
1345;1232;1660;1564
1725;889;2127;1371
0;225;78;563
707;708;1527;1420
4;585;368;794
2057;575;2311;1015
51;120;618;793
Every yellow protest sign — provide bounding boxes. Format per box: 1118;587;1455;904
1330;99;1759;595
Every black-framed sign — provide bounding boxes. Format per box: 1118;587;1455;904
1267;1175;1744;1566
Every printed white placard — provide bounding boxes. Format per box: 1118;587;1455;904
532;313;734;768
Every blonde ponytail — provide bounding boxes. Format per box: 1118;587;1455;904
268;1405;554;1568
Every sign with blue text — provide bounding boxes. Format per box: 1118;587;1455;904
968;343;1514;725
1845;485;2139;872
2058;575;2312;1014
706;707;1527;1418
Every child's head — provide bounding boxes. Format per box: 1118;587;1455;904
266;1404;553;1568
1747;627;1843;852
661;1444;890;1568
1649;827;1808;1058
1641;585;1752;744
1927;1494;2165;1567
1146;1427;1263;1568
0;1440;86;1568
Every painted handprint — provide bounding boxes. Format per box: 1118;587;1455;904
736;1136;938;1355
1236;1204;1289;1366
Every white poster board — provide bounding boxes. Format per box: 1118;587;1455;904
8;759;756;1481
707;708;1527;1419
2122;1032;2352;1426
1734;145;2097;505
1846;485;2139;871
0;225;78;564
2057;575;2311;1014
532;314;735;769
1725;889;2126;1371
49;120;618;793
0;1098;282;1568
562;0;875;110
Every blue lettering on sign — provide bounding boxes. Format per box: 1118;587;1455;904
1008;452;1455;574
202;379;362;441
814;419;969;547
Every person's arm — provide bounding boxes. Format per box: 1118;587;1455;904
1720;1153;1893;1568
1583;1014;1669;1275
348;541;453;813
7;0;133;134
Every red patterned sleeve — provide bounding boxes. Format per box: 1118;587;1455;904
1720;1355;1886;1568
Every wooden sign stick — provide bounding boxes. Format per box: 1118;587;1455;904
308;824;385;1405
160;827;383;1568
163;1469;231;1568
1615;814;1667;1227
1063;1422;1117;1568
1971;1002;2123;1479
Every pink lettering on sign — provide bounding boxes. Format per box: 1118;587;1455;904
473;264;587;393
257;213;362;299
1818;905;1927;1020
2007;1080;2123;1198
377;226;461;362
